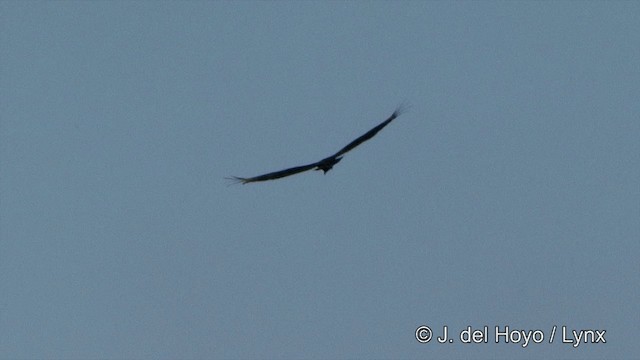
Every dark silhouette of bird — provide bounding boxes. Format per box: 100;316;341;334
228;105;407;184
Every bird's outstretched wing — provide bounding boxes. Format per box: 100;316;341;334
226;162;319;184
228;104;407;185
331;104;407;159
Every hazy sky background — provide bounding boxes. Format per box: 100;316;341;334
1;2;638;359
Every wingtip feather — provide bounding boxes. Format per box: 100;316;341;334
225;176;249;185
393;101;411;118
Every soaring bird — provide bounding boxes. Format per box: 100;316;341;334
228;105;407;184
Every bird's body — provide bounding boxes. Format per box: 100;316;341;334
228;105;406;184
314;155;342;173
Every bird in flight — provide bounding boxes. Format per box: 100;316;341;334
228;105;407;184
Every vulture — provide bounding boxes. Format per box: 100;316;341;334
228;105;407;184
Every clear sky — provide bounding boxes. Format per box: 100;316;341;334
1;2;638;359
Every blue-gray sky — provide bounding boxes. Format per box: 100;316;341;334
1;2;638;359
